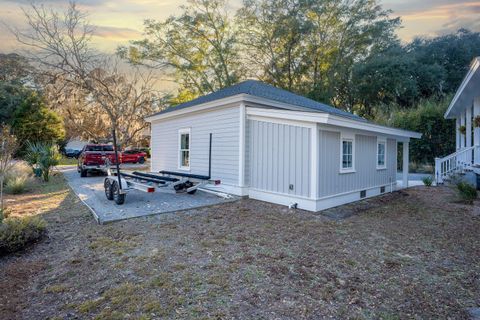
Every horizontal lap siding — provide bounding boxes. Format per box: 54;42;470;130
318;130;396;197
151;106;240;185
248;119;311;197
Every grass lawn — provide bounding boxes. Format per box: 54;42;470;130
58;156;78;166
1;172;479;319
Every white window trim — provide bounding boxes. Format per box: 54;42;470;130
340;133;355;174
376;137;387;170
178;128;191;171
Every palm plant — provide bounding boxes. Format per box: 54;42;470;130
24;142;43;176
25;142;60;182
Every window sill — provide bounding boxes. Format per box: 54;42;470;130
339;169;356;174
178;167;191;171
376;167;387;171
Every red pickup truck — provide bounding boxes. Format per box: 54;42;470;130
121;150;147;164
77;144;122;177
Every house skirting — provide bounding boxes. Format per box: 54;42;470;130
248;183;396;212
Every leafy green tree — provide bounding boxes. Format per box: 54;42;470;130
387;97;455;164
0;83;32;124
408;29;480;94
352;45;447;117
353;29;480;117
237;0;400;108
119;0;244;103
0;53;33;124
11;93;65;152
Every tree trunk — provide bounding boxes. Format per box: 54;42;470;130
0;175;4;211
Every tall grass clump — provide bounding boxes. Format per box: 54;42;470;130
456;182;477;204
5;176;29;194
3;162;32;195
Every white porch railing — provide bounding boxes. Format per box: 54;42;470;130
435;146;477;184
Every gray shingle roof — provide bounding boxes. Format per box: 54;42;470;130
151;80;365;121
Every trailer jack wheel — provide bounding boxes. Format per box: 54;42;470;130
111;180;126;205
187;189;197;195
174;183;185;192
104;179;114;200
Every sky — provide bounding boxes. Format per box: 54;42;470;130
0;0;479;53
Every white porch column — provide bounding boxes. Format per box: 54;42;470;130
460;111;466;148
402;141;409;188
238;102;246;190
456;117;461;150
310;124;319;200
474;97;480;163
466;105;472;148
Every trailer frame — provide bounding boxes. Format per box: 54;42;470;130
103;132;219;205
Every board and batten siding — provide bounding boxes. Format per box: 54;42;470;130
318;130;396;198
150;105;240;185
247;119;311;197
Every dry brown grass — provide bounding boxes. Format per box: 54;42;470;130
0;174;479;319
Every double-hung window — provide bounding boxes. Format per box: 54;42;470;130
377;138;386;169
179;128;190;170
340;134;355;173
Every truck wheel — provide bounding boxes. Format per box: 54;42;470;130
104;179;113;200
138;157;145;164
80;169;87;177
111;180;126;205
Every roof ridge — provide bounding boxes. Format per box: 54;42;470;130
148;79;365;122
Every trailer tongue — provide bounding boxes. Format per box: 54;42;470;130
103;133;220;205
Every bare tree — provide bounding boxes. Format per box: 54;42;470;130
0;125;18;214
10;1;161;146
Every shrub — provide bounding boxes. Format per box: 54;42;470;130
459;125;466;135
0;216;47;256
456;182;477;204
5;176;29;194
0;208;8;224
422;176;433;187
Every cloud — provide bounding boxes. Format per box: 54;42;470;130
2;0;108;6
384;0;480;14
92;25;142;40
387;1;480;41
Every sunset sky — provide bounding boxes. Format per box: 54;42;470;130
0;0;478;53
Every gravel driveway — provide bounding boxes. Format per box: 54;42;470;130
59;166;237;223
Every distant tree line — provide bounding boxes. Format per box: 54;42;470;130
4;0;480;164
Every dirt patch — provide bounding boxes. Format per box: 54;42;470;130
1;175;479;319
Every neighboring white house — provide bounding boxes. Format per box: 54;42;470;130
436;57;480;184
146;80;421;211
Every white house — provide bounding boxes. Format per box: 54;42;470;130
146;80;421;211
436;57;480;184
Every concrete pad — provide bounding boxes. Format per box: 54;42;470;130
59;166;238;223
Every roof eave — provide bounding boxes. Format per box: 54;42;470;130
246;108;421;139
445;57;480;119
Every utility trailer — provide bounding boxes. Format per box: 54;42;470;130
103;133;219;205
